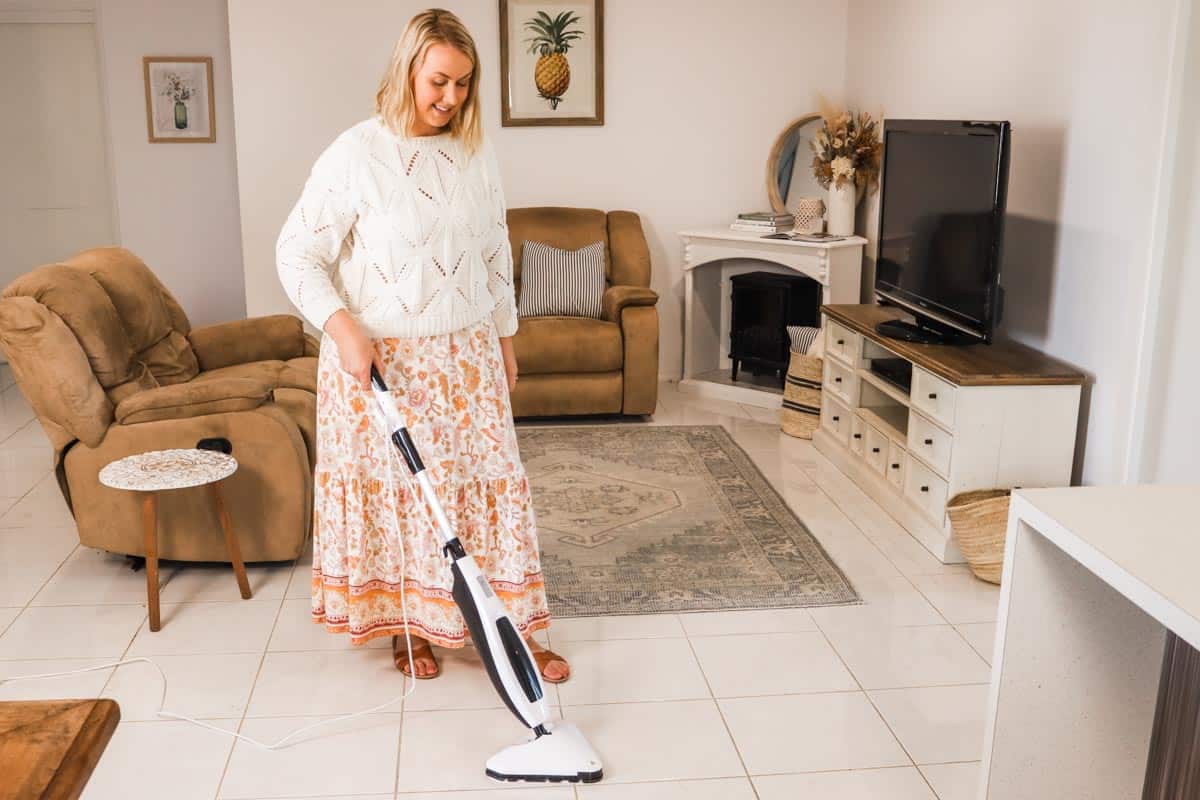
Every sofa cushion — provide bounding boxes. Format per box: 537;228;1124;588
115;377;272;425
192;357;317;394
64;248;199;387
192;360;286;387
513;316;622;374
518;240;606;319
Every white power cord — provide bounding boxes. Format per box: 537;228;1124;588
0;391;428;751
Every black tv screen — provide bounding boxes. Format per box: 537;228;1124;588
875;120;1010;341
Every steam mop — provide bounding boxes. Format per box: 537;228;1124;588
369;365;603;784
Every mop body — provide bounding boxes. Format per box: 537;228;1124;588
370;367;603;784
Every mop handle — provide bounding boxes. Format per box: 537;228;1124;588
369;365;462;551
369;365;424;476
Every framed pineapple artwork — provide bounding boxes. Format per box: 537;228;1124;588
499;0;604;126
143;56;216;143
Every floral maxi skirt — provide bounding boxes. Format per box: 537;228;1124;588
310;316;550;648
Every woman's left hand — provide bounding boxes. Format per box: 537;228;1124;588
499;336;518;394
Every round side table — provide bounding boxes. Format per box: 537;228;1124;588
99;448;250;631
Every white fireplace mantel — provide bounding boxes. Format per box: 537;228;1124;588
678;228;866;408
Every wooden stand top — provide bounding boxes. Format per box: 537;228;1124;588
0;699;120;799
822;304;1087;387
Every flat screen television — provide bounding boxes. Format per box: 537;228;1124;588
874;119;1011;345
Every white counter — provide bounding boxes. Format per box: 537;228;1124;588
980;485;1197;798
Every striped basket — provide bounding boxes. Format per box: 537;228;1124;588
781;349;822;439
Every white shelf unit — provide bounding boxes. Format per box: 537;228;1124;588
813;312;1083;564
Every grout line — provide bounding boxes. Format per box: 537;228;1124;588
212;572;292;800
807;621;923;775
678;633;761;800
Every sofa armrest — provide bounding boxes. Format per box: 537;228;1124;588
303;332;320;357
601;285;659;323
115;377;272;425
187;314;309;371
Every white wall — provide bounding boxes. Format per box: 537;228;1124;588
229;0;850;379
95;0;245;326
1140;0;1200;483
844;0;1179;486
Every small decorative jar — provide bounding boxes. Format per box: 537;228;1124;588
791;197;825;234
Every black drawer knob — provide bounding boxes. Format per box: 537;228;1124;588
871;447;880;453
834;377;842;383
920;485;929;493
891;463;900;469
853;433;862;440
924;438;933;445
837;339;845;346
928;393;937;400
832;415;840;422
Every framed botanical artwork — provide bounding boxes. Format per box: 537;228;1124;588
143;56;216;143
500;0;604;126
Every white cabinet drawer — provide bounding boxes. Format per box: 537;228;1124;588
907;411;953;478
849;415;866;457
864;424;889;476
821;394;851;445
886;439;907;489
905;456;950;522
826;320;859;366
911;367;956;429
823;356;857;406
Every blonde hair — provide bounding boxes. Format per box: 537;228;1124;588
375;8;483;156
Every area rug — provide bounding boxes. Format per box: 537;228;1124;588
517;424;859;616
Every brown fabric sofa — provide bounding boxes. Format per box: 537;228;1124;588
505;208;659;417
0;247;316;563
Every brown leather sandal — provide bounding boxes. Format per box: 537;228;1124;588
531;647;570;684
393;635;440;679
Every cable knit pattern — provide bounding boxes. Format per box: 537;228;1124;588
276;117;519;338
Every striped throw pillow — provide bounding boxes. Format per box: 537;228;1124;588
786;325;820;354
517;240;606;319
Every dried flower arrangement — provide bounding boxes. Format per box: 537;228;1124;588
810;100;883;194
159;72;194;104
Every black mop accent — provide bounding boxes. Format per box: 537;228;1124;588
370;365;424;474
486;767;604;784
391;429;424;474
495;616;541;704
450;561;543;728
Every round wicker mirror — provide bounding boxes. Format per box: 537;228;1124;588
766;113;823;215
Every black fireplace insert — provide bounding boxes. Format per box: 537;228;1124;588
729;271;822;386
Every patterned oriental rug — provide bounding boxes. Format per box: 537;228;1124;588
515;425;859;616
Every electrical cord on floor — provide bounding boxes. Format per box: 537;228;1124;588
0;398;425;751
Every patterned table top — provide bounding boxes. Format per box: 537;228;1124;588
99;448;238;492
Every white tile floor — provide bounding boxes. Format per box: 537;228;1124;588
0;365;1001;799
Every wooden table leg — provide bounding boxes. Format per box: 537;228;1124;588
208;482;251;600
141;493;160;632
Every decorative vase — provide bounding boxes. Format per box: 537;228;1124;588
826;182;856;236
174;100;188;130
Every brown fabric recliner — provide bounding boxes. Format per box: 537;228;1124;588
506;208;659;417
0;247;317;564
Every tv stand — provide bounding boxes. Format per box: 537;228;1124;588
815;304;1086;563
875;318;978;346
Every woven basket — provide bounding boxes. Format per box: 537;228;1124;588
946;489;1012;584
781;349;822;439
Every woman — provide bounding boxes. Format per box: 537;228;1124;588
276;8;569;683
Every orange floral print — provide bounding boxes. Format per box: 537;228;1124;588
310;316;550;647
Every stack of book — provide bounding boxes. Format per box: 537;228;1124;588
730;211;794;234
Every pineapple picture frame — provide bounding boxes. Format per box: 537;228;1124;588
500;0;604;126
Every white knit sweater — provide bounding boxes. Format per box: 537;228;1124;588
276;117;519;339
